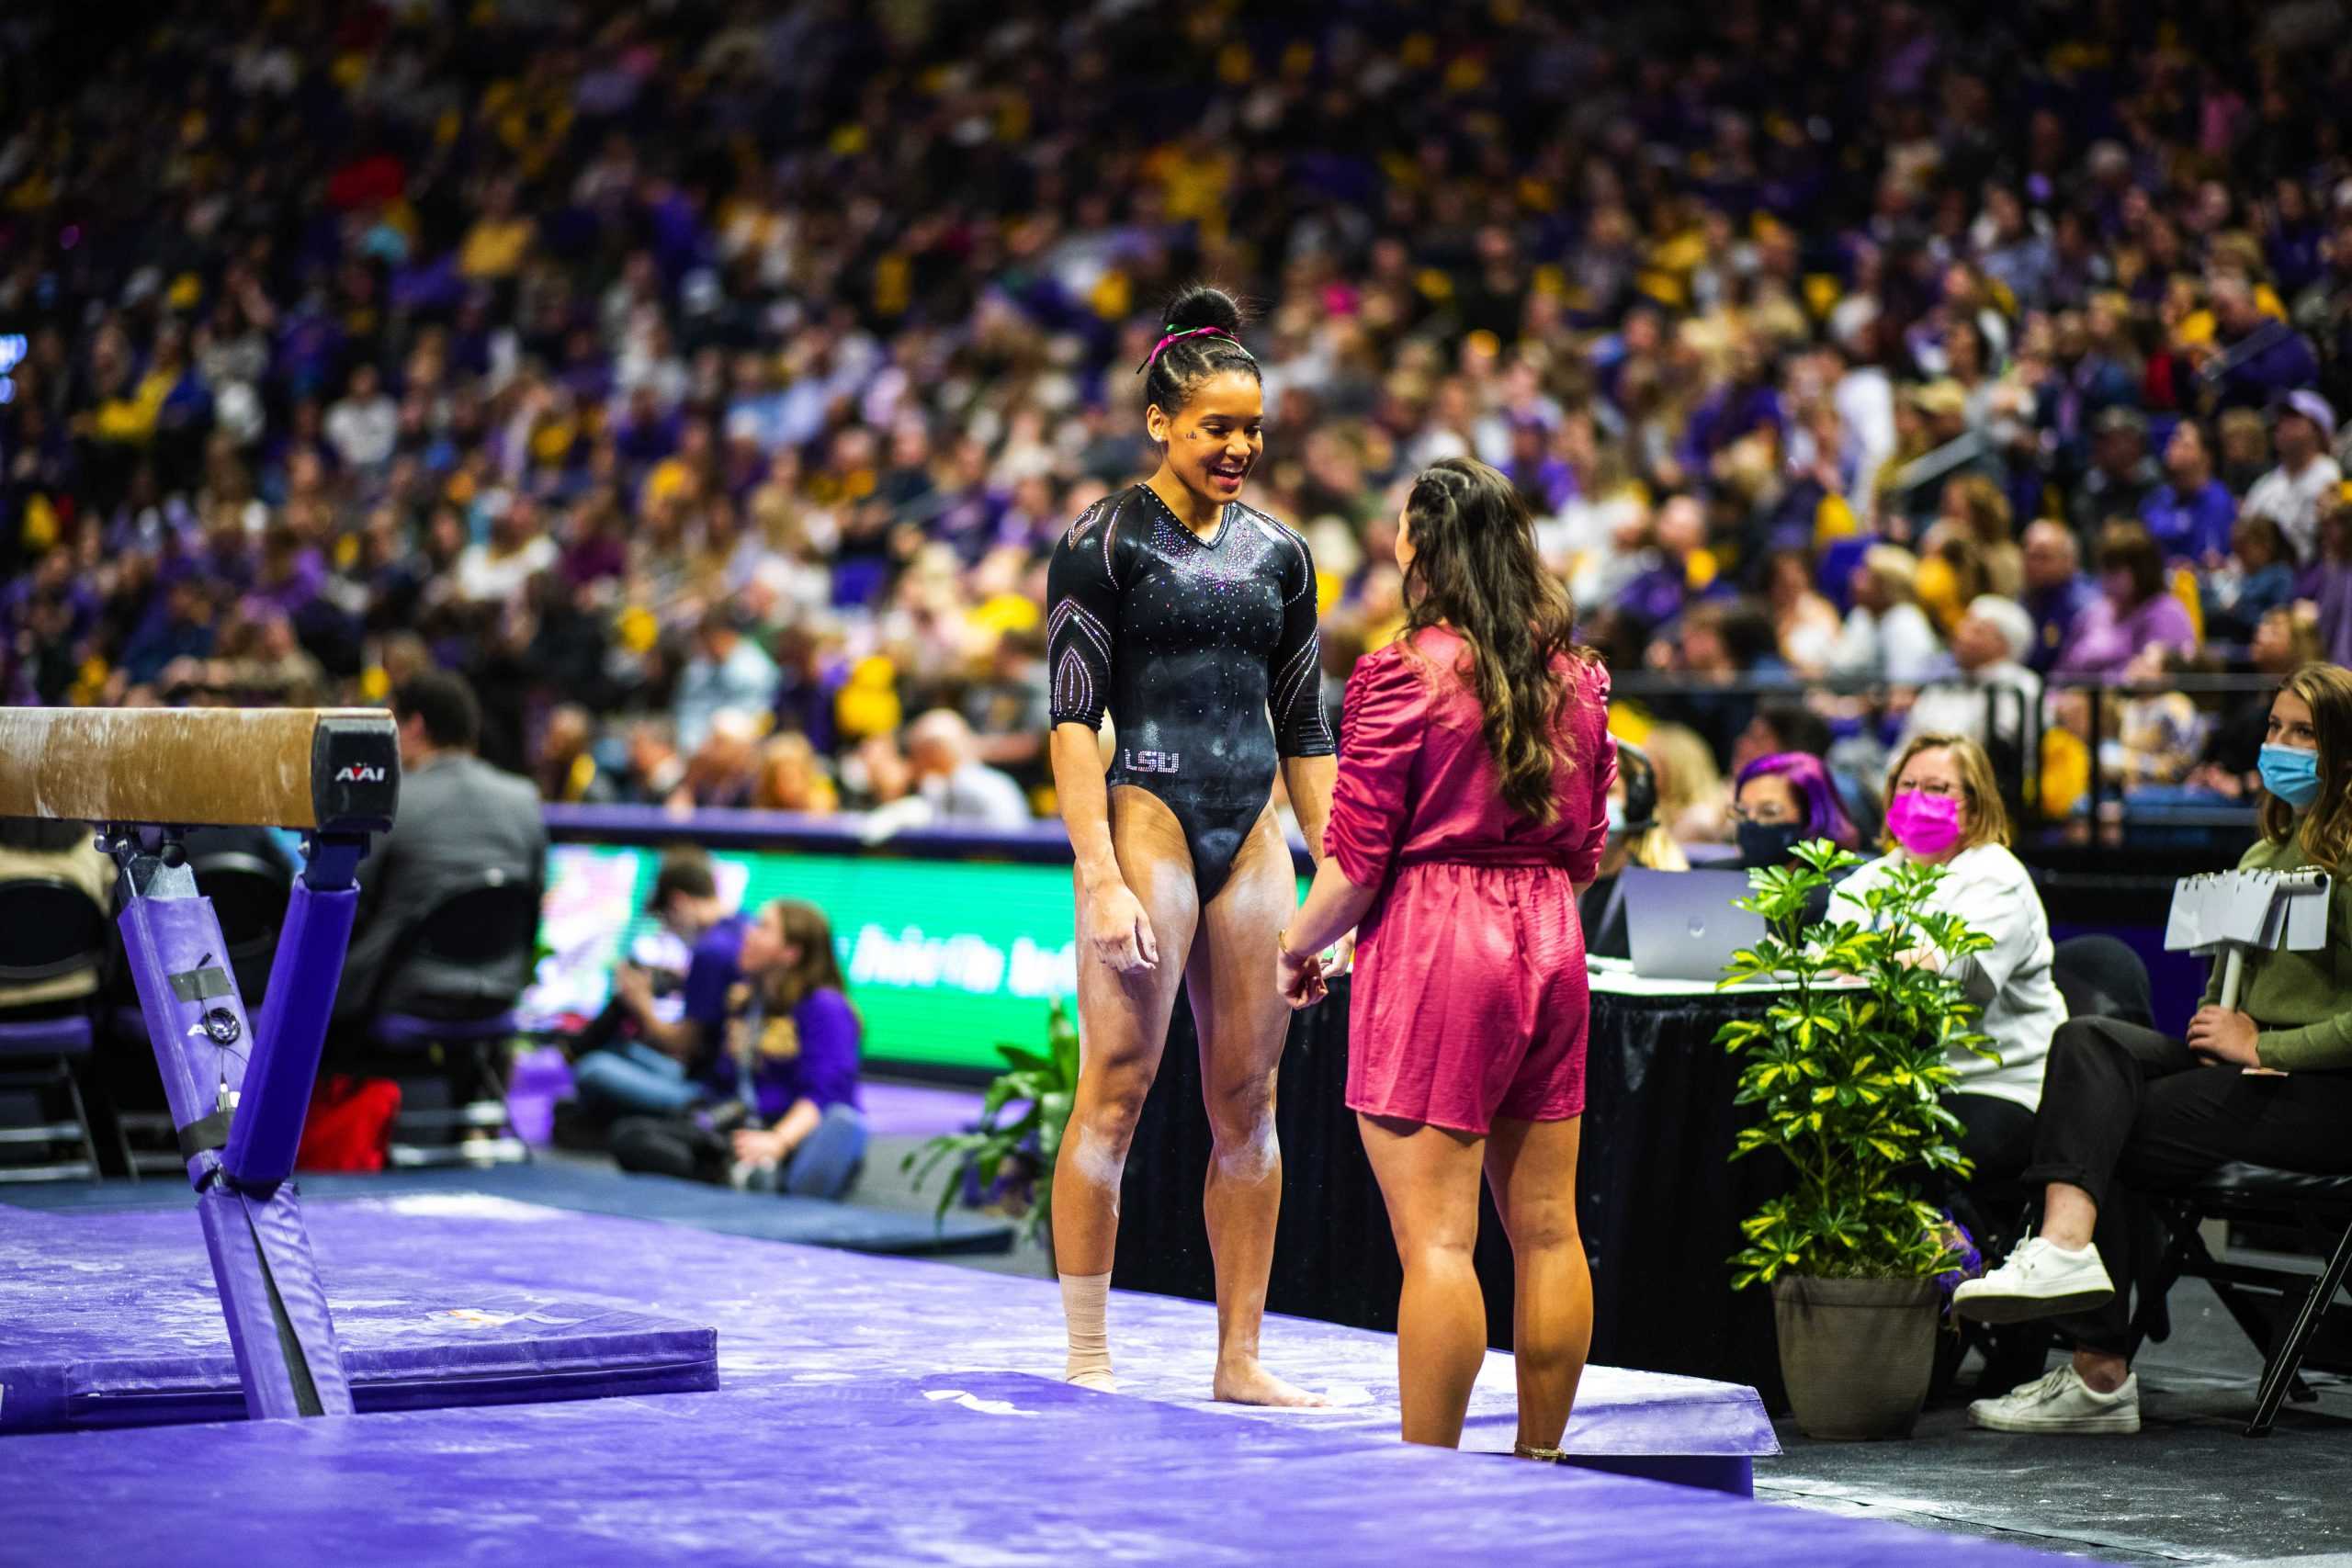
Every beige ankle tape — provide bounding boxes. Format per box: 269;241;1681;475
1060;1270;1115;1389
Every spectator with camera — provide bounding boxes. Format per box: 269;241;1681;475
566;846;745;1125
608;898;867;1200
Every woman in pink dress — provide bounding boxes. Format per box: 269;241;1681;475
1277;457;1612;1455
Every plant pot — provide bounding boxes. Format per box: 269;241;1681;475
1771;1275;1939;1440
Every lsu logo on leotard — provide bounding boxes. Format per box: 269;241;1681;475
1124;750;1181;774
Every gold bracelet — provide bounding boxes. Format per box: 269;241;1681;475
1277;930;1313;964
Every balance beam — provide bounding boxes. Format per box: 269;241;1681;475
1;705;401;1422
0;706;398;832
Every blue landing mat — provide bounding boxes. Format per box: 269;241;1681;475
1;1201;2065;1564
0;1158;1014;1254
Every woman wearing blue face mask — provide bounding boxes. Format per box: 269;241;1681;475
1957;662;2352;1438
1826;733;2067;1214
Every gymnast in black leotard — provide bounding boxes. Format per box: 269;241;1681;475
1044;287;1338;1408
1046;485;1330;897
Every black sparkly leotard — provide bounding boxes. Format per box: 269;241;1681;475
1046;484;1333;898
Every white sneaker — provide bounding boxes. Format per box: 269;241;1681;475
1951;1235;2114;1324
1968;1365;2140;1434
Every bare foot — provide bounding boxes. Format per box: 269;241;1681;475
1213;1357;1329;1407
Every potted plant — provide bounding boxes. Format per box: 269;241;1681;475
903;999;1080;1254
1716;841;1996;1440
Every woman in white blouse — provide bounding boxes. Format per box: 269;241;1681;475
1826;732;2065;1189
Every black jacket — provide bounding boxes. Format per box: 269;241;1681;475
337;752;547;1023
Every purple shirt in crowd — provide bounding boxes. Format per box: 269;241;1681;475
681;914;750;1032
704;987;864;1124
2314;564;2352;668
2052;591;2198;677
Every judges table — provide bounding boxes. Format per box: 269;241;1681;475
1114;961;1803;1408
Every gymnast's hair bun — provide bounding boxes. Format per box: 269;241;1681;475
1162;284;1248;337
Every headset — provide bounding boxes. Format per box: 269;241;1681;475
1615;740;1659;836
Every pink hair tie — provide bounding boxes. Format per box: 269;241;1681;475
1136;324;1252;374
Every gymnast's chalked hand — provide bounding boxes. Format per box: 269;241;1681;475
1276;948;1326;1010
1085;882;1159;975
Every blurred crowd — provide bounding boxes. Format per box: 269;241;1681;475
6;0;2352;842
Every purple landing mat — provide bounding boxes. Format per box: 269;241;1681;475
0;1206;717;1433
4;1195;1768;1465
858;1077;987;1137
10;1374;2066;1568
0;1201;2065;1566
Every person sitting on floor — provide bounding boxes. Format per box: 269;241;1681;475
609;898;867;1200
569;846;745;1124
1955;661;2352;1434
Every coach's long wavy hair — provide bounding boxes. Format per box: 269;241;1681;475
1398;457;1589;825
2259;662;2352;869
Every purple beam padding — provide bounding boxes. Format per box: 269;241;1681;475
221;879;358;1191
192;1184;354;1419
116;893;249;1190
117;889;353;1419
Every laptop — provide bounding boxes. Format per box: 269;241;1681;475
1621;867;1770;983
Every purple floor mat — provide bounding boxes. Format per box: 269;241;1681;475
1;1200;2062;1565
0;1206;716;1432
858;1077;987;1137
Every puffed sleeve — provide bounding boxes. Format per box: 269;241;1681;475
1325;648;1430;887
1566;661;1615;884
1267;525;1336;759
1046;499;1124;732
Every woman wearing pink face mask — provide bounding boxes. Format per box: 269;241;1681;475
1825;733;2065;1195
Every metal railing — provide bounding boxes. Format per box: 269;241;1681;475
1607;669;2276;864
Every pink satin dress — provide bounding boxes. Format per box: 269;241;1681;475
1325;627;1613;1134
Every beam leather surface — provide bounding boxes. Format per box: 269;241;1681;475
0;706;398;831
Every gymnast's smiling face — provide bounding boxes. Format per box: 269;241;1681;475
1148;369;1263;512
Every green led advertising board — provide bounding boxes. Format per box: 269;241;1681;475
528;843;1084;1073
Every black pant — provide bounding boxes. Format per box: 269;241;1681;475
1937;1091;2039;1268
2022;1015;2352;1353
1949;1090;2037;1190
